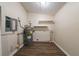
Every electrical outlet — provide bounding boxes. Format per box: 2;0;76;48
37;39;39;41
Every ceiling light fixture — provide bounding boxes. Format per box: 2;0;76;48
40;1;49;8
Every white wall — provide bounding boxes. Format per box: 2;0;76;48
0;28;1;56
27;13;54;42
54;2;79;56
33;31;50;42
0;25;1;56
0;2;28;56
27;13;54;31
0;6;2;55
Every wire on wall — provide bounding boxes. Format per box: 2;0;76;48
17;17;24;29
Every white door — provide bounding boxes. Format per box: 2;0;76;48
33;31;50;42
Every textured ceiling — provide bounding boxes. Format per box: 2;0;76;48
21;2;66;16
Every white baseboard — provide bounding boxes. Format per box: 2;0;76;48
10;49;18;56
10;44;24;56
53;41;70;56
19;44;24;49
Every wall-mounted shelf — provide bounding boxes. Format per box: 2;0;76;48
33;26;48;31
39;20;55;24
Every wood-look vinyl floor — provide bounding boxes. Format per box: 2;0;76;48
14;42;66;56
